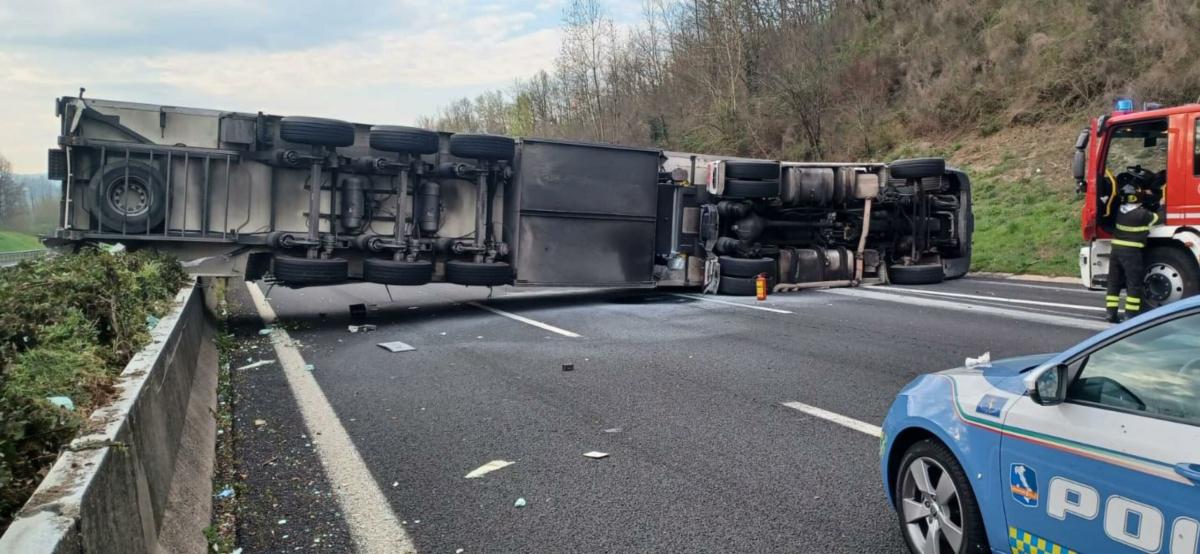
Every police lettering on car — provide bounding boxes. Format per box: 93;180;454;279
881;296;1200;554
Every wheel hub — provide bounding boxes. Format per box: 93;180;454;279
1145;262;1184;304
107;178;150;217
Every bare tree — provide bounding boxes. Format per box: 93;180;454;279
0;153;28;229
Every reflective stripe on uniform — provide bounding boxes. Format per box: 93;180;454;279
1106;294;1120;308
1116;223;1152;232
1111;239;1144;248
1126;297;1141;305
1150;212;1160;226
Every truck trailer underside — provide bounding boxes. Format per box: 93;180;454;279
47;96;973;294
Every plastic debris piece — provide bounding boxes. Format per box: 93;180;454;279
304;363;315;371
392;481;398;487
236;359;276;371
258;328;273;335
439;332;447;336
965;352;991;369
254;419;267;427
378;341;416;353
348;324;377;333
476;336;483;339
232;549;243;554
464;460;515;479
603;428;621;433
146;315;160;330
47;396;75;411
583;451;609;459
562;364;574;372
277;519;287;525
514;498;527;508
456;550;464;553
215;487;234;499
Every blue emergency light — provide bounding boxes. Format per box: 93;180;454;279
1115;97;1135;113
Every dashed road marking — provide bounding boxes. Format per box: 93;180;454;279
247;282;415;554
781;401;882;437
467;301;583;337
671;293;794;314
821;287;1109;331
888;286;1105;312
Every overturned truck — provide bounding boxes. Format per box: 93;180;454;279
46;96;973;294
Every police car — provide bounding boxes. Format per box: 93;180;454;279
881;295;1200;554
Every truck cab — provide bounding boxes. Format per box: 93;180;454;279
1077;101;1200;307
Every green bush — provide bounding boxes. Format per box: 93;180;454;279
0;249;187;530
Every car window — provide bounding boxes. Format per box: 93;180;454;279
1067;312;1200;425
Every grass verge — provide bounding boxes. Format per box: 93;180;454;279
0;231;44;253
0;249;188;532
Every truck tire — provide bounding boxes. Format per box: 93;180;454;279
717;274;775;296
888;263;945;285
279;116;356;147
725;161;780;180
1143;246;1200;309
718;256;776;278
90;160;167;234
363;258;434;286
446;260;513;286
449;134;515;161
723;178;780;199
272;256;349;285
369;125;440;154
889;157;946;180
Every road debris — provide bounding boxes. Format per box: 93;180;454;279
464;459;515;479
583;451;609;459
349;303;368;322
236;359;276;371
215;487;235;499
146;314;160;329
46;396;74;411
562;363;574;371
965;352;991;369
254;419;267;427
304;363;315;371
603;428;621;433
348;324;377;333
514;498;527;508
378;341;416;353
258;327;273;335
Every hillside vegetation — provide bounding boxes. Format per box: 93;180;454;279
424;0;1200;275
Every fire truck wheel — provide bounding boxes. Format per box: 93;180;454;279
272;256;349;286
449;134;516;161
363;258;434;286
888;263;945;285
889;157;946;180
1143;246;1200;309
446;260;513;286
717;274;776;296
279;116;356;148
718;256;777;278
724;161;780;180
369;125;440;155
90;160;167;234
723;178;781;199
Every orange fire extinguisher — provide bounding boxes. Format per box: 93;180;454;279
755;273;768;301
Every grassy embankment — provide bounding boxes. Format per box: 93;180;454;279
0;231;44;253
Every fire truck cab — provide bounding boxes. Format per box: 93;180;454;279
1077;100;1200;308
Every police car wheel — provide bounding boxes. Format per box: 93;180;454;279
895;439;989;554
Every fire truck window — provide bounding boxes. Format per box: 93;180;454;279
1105;120;1169;177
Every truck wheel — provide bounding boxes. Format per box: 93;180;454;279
363;258;434;286
279;116;356;147
895;439;990;554
723;178;780;199
718;256;776;278
717;274;775;296
446;260;513;286
724;161;780;180
1143;246;1200;309
889;264;945;285
369;125;440;155
889;158;946;180
272;256;349;285
90;160;166;234
449;134;515;161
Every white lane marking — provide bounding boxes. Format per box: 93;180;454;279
466;301;582;337
781;401;882;437
247;282;415;554
888;287;1105;312
821;287;1110;331
965;279;1103;294
671;293;794;314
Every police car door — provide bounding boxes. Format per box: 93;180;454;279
1000;310;1200;554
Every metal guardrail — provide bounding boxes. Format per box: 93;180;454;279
0;249;50;267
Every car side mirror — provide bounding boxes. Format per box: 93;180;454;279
1031;364;1068;406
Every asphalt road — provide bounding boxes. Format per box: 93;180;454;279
231;275;1105;553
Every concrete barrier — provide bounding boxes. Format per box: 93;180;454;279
0;281;217;553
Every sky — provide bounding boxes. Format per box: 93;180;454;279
0;0;576;174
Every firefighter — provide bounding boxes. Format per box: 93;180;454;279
1105;184;1160;322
